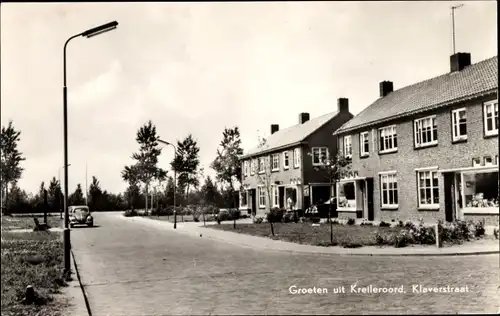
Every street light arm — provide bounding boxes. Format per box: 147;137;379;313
63;34;83;87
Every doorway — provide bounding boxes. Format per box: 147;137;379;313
444;173;455;222
250;189;257;216
366;178;374;221
279;187;285;208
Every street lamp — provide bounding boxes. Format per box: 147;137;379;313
58;164;71;219
62;21;118;279
157;138;177;229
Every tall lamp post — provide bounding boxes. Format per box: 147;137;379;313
62;21;118;279
157;138;177;229
58;164;71;219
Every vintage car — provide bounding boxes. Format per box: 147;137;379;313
68;205;94;227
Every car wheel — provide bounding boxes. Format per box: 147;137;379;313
88;222;93;227
70;223;74;228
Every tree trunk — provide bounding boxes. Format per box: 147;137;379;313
145;184;149;216
4;182;9;214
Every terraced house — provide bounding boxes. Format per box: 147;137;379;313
239;99;353;217
333;53;498;225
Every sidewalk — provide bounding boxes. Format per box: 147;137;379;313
124;216;500;257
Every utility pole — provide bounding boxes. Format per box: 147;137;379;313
85;162;88;206
451;4;464;54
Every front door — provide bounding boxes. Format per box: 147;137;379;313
366;178;374;221
250;189;257;216
279;187;285;208
444;173;454;222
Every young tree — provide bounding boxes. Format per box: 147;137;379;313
0;121;26;213
122;121;167;214
310;150;352;244
170;134;200;206
124;183;141;209
69;184;86;206
211;127;244;209
88;176;103;211
47;177;61;213
201;176;218;206
163;176;175;207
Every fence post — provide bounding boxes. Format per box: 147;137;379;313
435;223;441;248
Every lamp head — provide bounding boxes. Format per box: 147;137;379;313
82;21;118;38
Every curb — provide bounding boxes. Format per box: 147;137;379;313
71;250;92;316
125;215;500;257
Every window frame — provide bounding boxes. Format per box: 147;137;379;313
484;100;499;137
451;107;467;142
239;190;248;208
461;169;499;215
271;154;280;172
250;160;255;175
359;131;369;157
283;151;290;170
378;125;398;154
293;148;301;168
312;147;329;166
258;157;266;174
258;186;266;208
272;185;279;207
416;167;440;209
414;115;438;148
336;180;357;212
379;171;398;209
343;135;352;159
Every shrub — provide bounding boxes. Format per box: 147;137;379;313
379;221;390;227
217;211;232;221
360;221;373;226
267;208;285;223
412;225;436;245
124;209;138;217
347;218;355;225
229;209;240;220
283;212;294;223
397;220;404;228
391;231;413;248
309;217;321;224
473;220;485;237
375;233;387;245
253;216;264;224
299;217;306;223
151;207;174;216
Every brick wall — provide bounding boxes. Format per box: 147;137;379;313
338;94;498;223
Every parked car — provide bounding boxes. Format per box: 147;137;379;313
69;205;93;227
305;197;337;218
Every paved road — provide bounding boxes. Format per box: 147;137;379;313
70;212;499;315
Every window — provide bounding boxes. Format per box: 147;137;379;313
484;100;498;136
360;132;369;157
463;171;499;210
243;161;248;176
379;125;398;153
272;186;279;207
451;108;467;141
414;115;437;148
258;187;266;208
250;160;256;175
283;151;290;169
258;157;266;174
484;156;493;166
240;191;248;207
343;136;352;158
312;147;328;165
380;173;398;208
417;170;439;208
271;154;279;171
294;148;301;168
338;182;356;210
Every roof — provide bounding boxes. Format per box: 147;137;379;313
240;111;341;159
335;56;498;135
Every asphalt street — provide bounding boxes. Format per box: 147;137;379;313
69;212;499;315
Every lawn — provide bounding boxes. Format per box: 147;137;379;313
147;214;218;223
210;222;405;247
1;230;69;315
1;215;62;231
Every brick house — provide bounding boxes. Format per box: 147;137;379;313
239;99;353;217
333;53;498;225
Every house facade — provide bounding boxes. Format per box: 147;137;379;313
239;99;353;217
333;53;498;225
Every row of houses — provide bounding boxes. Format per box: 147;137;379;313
238;52;499;225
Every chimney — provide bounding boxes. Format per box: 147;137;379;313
379;81;393;97
299;113;310;124
450;52;471;72
271;124;279;134
337;98;349;113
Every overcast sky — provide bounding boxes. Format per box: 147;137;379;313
1;1;497;195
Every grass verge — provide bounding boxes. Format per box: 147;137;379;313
1;230;69;316
2;215;62;231
209;222;404;247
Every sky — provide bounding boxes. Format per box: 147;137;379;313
1;1;497;195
